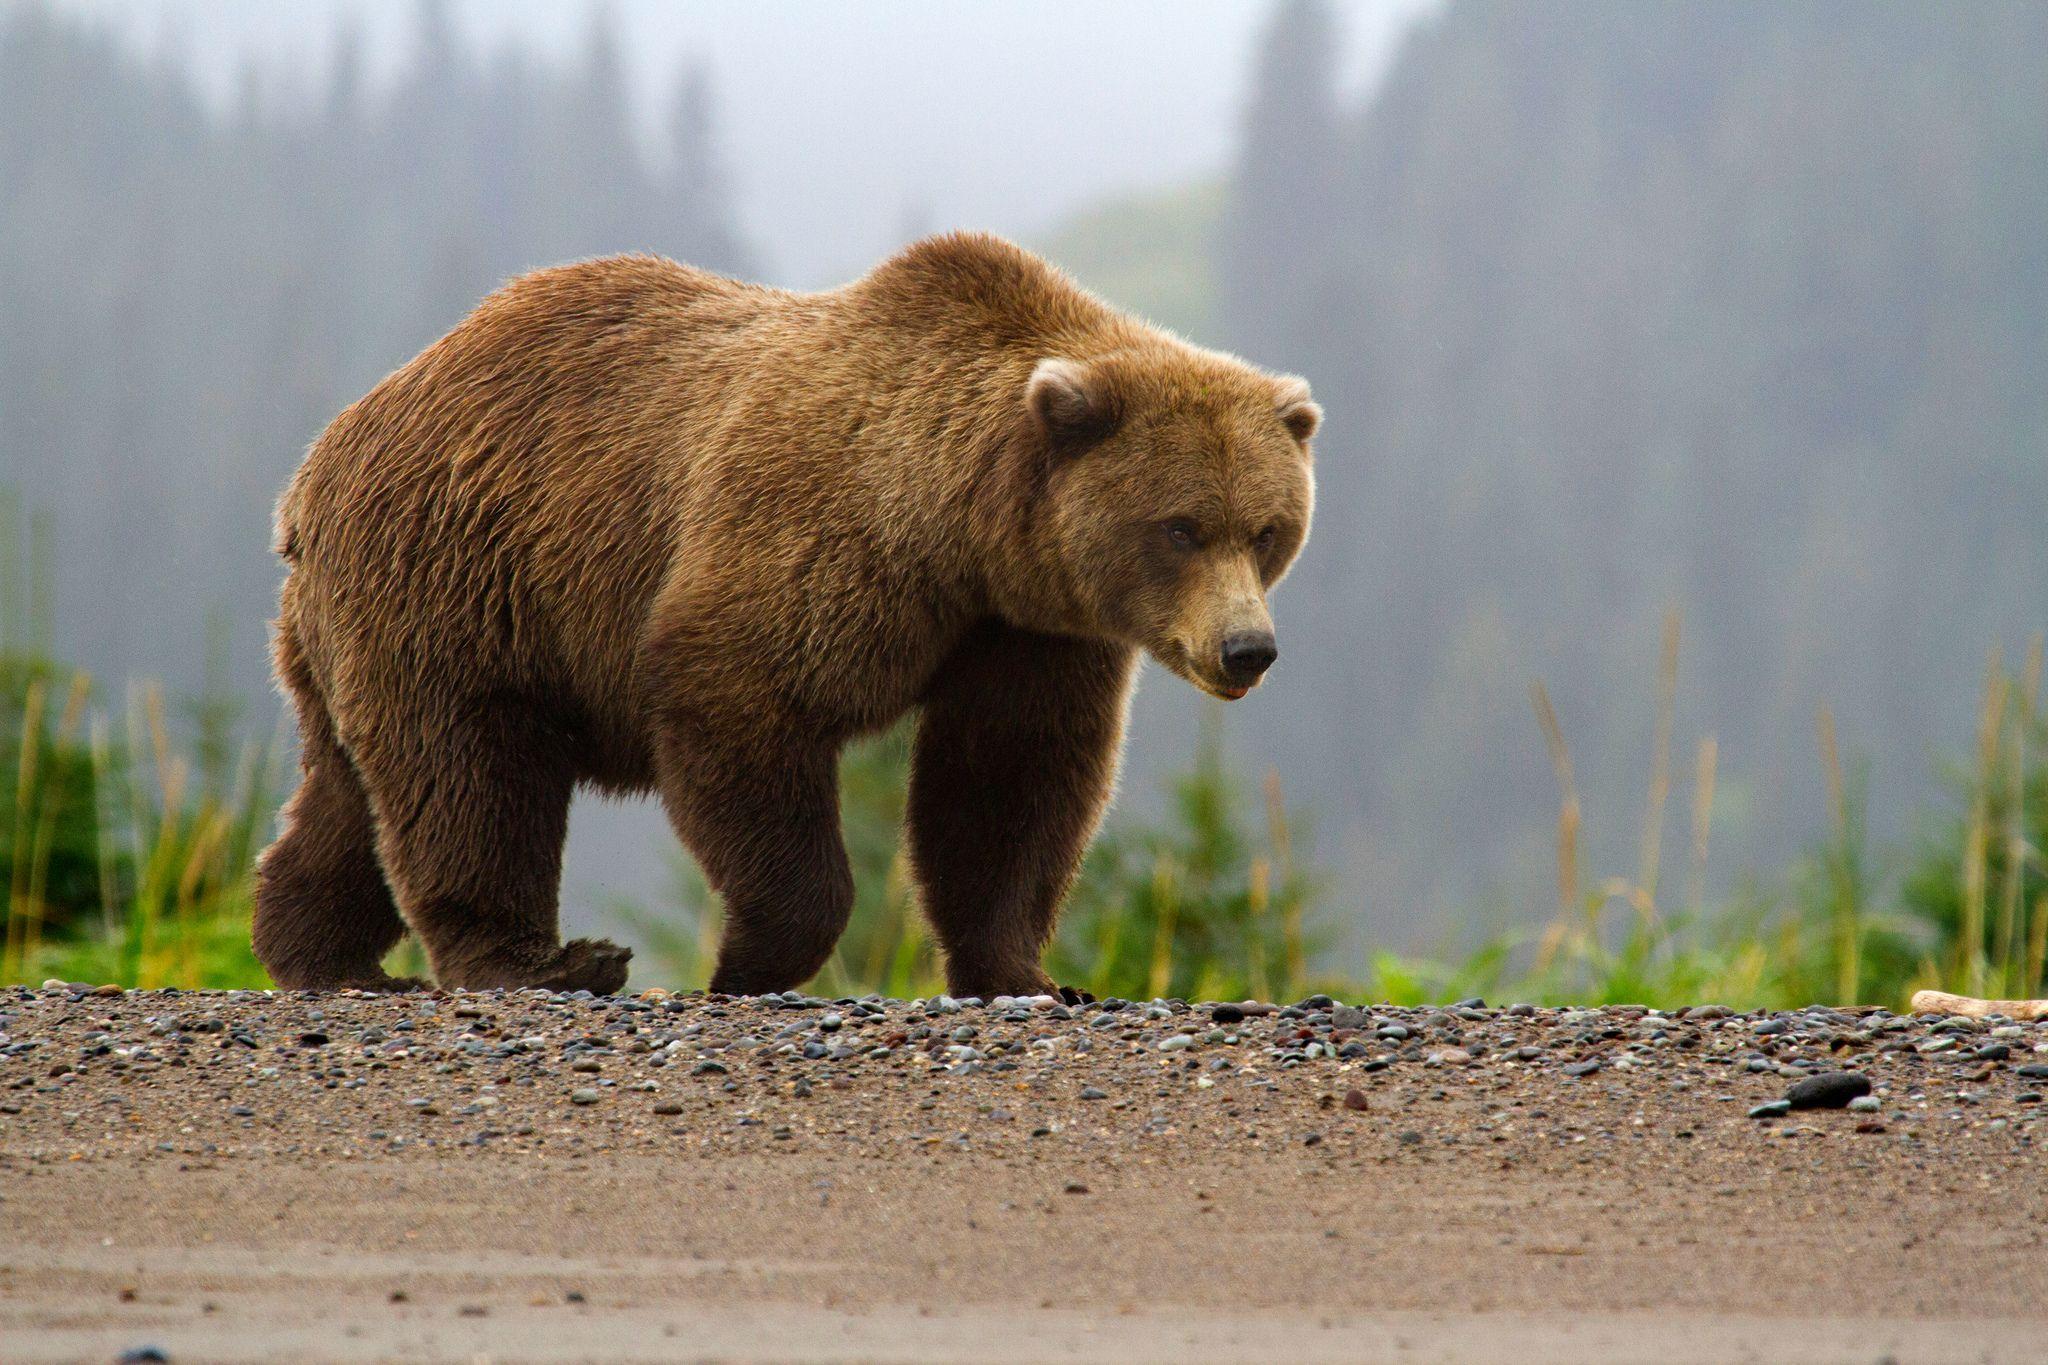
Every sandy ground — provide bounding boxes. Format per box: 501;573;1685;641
2;984;2045;1363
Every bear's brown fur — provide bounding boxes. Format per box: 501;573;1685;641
252;233;1318;998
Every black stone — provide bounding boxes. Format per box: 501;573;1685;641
1785;1071;1872;1110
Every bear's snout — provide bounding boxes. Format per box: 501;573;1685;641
1220;629;1278;686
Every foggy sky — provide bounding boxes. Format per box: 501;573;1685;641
44;0;1437;286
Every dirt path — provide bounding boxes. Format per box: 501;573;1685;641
2;985;2044;1362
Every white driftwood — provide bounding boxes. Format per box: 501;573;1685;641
1909;989;2048;1021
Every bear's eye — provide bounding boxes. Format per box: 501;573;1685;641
1254;525;1278;555
1163;519;1202;551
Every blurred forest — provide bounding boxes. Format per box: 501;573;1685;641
1209;0;2048;937
4;0;2045;962
1;0;750;694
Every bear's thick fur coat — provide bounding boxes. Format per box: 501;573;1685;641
253;233;1318;998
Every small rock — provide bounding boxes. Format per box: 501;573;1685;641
569;1088;601;1106
1847;1095;1881;1113
1079;1086;1108;1101
1785;1071;1871;1110
1211;1004;1245;1024
1342;1088;1369;1112
1748;1099;1792;1119
1562;1060;1602;1077
653;1100;683;1116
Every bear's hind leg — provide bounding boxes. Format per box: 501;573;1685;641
253;742;417;991
356;705;630;995
254;624;415;993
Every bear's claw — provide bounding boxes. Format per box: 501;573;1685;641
530;938;633;995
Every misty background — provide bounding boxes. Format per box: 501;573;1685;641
4;0;2043;966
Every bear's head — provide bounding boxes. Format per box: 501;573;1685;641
1016;348;1318;700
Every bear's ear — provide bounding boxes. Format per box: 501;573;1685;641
1026;358;1119;447
1274;375;1322;444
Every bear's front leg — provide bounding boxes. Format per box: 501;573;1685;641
654;723;855;996
907;624;1137;1000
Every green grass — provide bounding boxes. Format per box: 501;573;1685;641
3;667;284;990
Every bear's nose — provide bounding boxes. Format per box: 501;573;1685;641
1219;631;1278;685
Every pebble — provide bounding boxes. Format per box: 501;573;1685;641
4;990;2036;1195
1785;1072;1872;1110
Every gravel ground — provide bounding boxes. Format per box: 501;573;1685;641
3;982;2047;1363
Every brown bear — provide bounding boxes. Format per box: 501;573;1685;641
252;232;1318;999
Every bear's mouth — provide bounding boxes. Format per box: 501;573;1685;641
1154;640;1257;702
1193;675;1254;702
